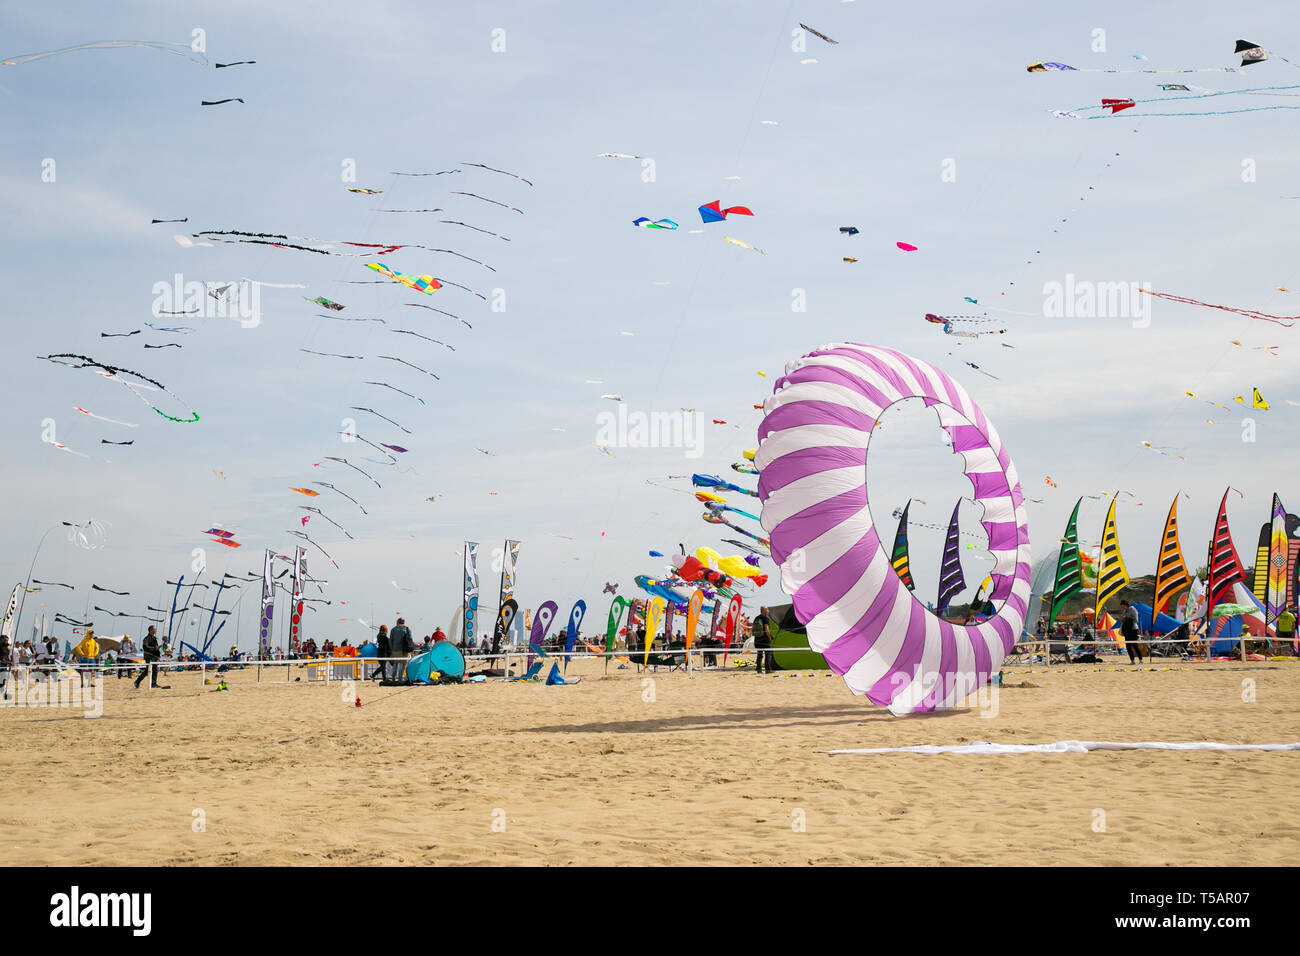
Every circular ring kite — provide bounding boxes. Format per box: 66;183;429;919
755;344;1031;714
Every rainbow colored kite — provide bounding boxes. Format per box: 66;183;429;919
364;261;441;294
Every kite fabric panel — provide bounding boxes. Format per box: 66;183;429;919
1152;495;1191;617
755;343;1031;715
1095;496;1132;616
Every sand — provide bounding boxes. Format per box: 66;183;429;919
1;654;1298;865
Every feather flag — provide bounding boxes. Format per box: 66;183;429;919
1207;488;1247;613
1266;495;1289;625
890;500;915;591
1049;498;1084;628
1153;495;1191;617
936;501;966;614
1095;495;1132;616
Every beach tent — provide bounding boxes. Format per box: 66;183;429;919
405;641;466;683
768;604;830;670
1132;602;1180;635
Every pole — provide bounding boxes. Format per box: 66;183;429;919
13;523;64;645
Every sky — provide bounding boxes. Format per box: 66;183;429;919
3;1;1299;649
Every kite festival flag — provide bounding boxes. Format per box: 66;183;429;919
936;501;967;614
1095;496;1132;617
258;549;275;655
1049;498;1084;628
1207;488;1246;613
891;500;916;591
1153;496;1191;618
462;541;480;646
498;538;519;612
289;547;307;654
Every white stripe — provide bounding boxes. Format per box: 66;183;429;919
761;466;864;528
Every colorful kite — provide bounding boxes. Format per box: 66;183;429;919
633;217;679;230
698;201;754;223
364;261;441;294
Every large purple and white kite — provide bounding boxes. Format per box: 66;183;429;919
755;344;1031;715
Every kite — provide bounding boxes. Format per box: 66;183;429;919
755;343;1029;714
351;406;411;434
798;23;838;44
215;60;255;68
290;487;320;497
313;481;368;513
1140;290;1298;327
1101;98;1137;114
702;511;771;549
1159;83;1192;91
601;394;623;402
440;220;510;241
1237;39;1267;67
405;303;471;327
347;187;383;195
2;39;207;67
91;585;129;596
593;443;614;459
32;579;74;590
843;257;858;263
75;407;138;428
1044;477;1058;488
598;152;642;159
1233;388;1270;410
364;261;441;294
633;217;679;230
285;530;339;569
300;349;363;359
392;329;454;349
323;456;382;487
210;538;241;548
299;507;354;539
1141;441;1186;462
1027;59;1239;74
151;218;186;225
100;330;140;337
204;528;234;538
724;236;764;254
200;98;244;106
366;381;425;404
839;226;859;235
391;169;460;176
194;230;404;257
896;242;918;252
376;208;443;213
101;439;134;445
692;474;757;498
603;582;619;595
731;462;759;476
380;443;408;453
144;323;194;333
474;447;495;456
964;362;998;379
39;353;198;423
453;191;523;214
698;200;754;223
143;343;181;349
306;296;345;311
461;162;533;185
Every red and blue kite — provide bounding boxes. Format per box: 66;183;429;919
698;200;754;224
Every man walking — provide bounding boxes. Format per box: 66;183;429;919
1276;604;1297;654
1119;600;1143;664
753;606;775;674
135;625;167;689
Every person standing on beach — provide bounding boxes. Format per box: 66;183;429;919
1276;605;1296;653
376;626;391;681
752;606;774;674
389;618;413;682
135;626;166;689
1119;600;1143;663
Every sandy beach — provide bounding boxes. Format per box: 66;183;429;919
1;655;1297;866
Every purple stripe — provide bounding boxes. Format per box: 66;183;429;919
916;620;959;711
969;471;1011;499
780;363;893;410
791;527;879;620
758;445;865;497
758;399;877;440
820;556;901;672
949;424;985;452
866;598;928;706
769;485;867;562
986;521;1018;551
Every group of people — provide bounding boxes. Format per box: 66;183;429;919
366;619;449;682
0;625;166;689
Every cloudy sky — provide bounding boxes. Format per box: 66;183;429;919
3;1;1298;647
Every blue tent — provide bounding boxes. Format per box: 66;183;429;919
1132;602;1181;635
405;642;466;683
